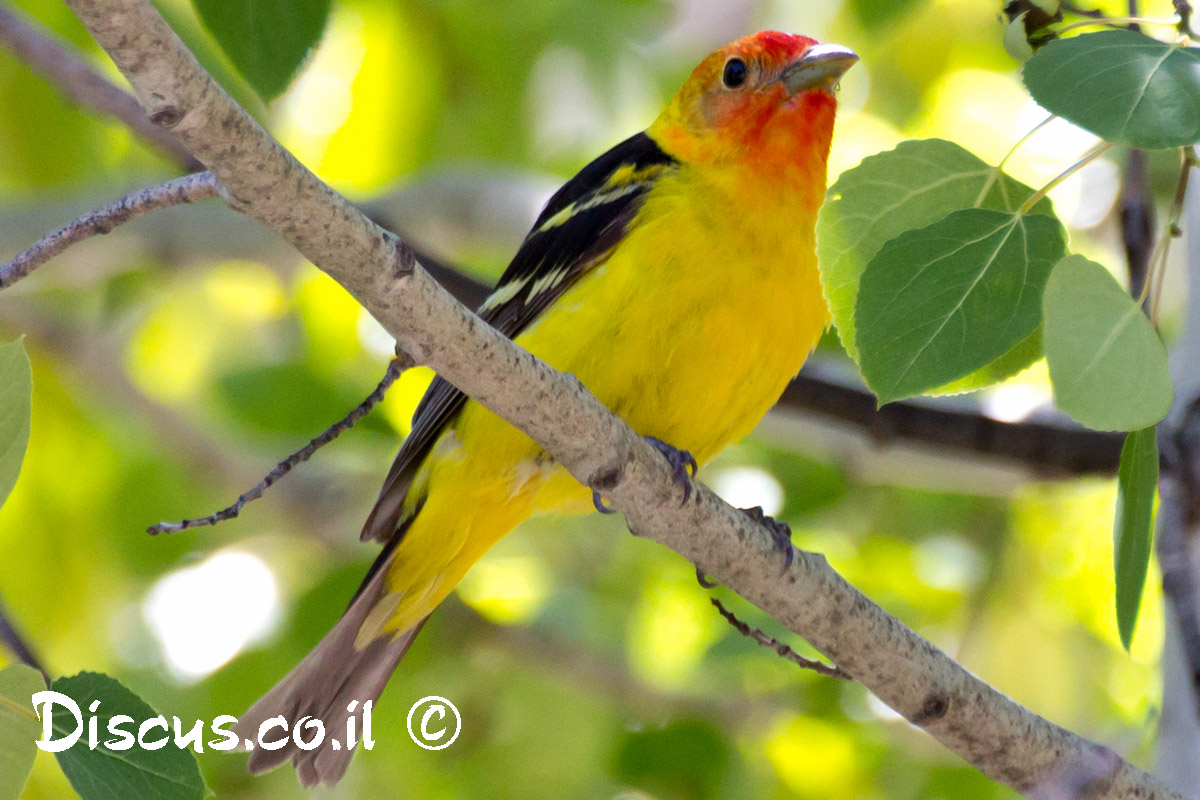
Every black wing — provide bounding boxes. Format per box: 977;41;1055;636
360;132;677;542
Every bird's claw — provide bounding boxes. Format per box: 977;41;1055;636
593;490;617;514
645;436;697;505
742;506;793;572
695;566;718;589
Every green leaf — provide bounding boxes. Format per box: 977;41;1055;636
0;337;32;511
933;327;1043;397
1043;255;1173;430
817;139;1051;388
192;0;331;100
854;208;1066;403
1114;427;1158;651
848;0;920;30
0;664;44;800
47;672;206;800
1024;30;1200;149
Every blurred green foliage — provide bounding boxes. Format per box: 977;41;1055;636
0;0;1177;797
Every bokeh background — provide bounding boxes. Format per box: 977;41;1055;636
0;0;1186;797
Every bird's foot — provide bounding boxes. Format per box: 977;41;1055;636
592;437;695;514
742;506;794;572
645;436;697;505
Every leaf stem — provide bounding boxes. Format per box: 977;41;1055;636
1056;15;1181;34
974;114;1056;208
1143;146;1198;323
1018;141;1114;216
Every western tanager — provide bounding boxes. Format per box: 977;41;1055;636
237;30;856;784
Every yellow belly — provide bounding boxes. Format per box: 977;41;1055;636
376;168;828;636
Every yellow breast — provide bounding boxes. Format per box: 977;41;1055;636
520;161;828;462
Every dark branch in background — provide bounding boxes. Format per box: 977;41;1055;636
1122;151;1154;299
711;597;849;679
0;2;200;171
0;596;47;679
0;171;221;288
147;355;411;534
1158;404;1200;730
776;368;1121;475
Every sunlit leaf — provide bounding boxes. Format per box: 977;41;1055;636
817;139;1052;393
1043;255;1172;431
192;0;332;100
855;208;1066;403
48;672;206;800
848;0;920;30
1024;30;1200;149
0;664;44;800
1114;427;1158;651
0;338;31;511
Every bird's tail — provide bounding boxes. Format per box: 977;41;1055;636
233;542;424;787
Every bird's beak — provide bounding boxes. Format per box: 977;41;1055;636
780;43;858;95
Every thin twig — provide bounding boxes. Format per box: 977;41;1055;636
0;171;222;289
1055;15;1180;33
0;2;199;171
147;355;411;535
711;597;850;680
973;114;1055;209
1019;141;1114;215
1145;148;1197;323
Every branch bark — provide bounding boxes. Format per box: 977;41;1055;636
34;1;1183;796
0;1;200;171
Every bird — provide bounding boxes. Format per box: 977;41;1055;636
235;30;857;785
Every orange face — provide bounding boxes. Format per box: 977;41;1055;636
651;32;857;171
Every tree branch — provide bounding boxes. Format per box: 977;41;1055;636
0;1;200;171
0;171;221;288
35;1;1180;796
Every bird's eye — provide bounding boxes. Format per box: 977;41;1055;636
722;58;748;89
